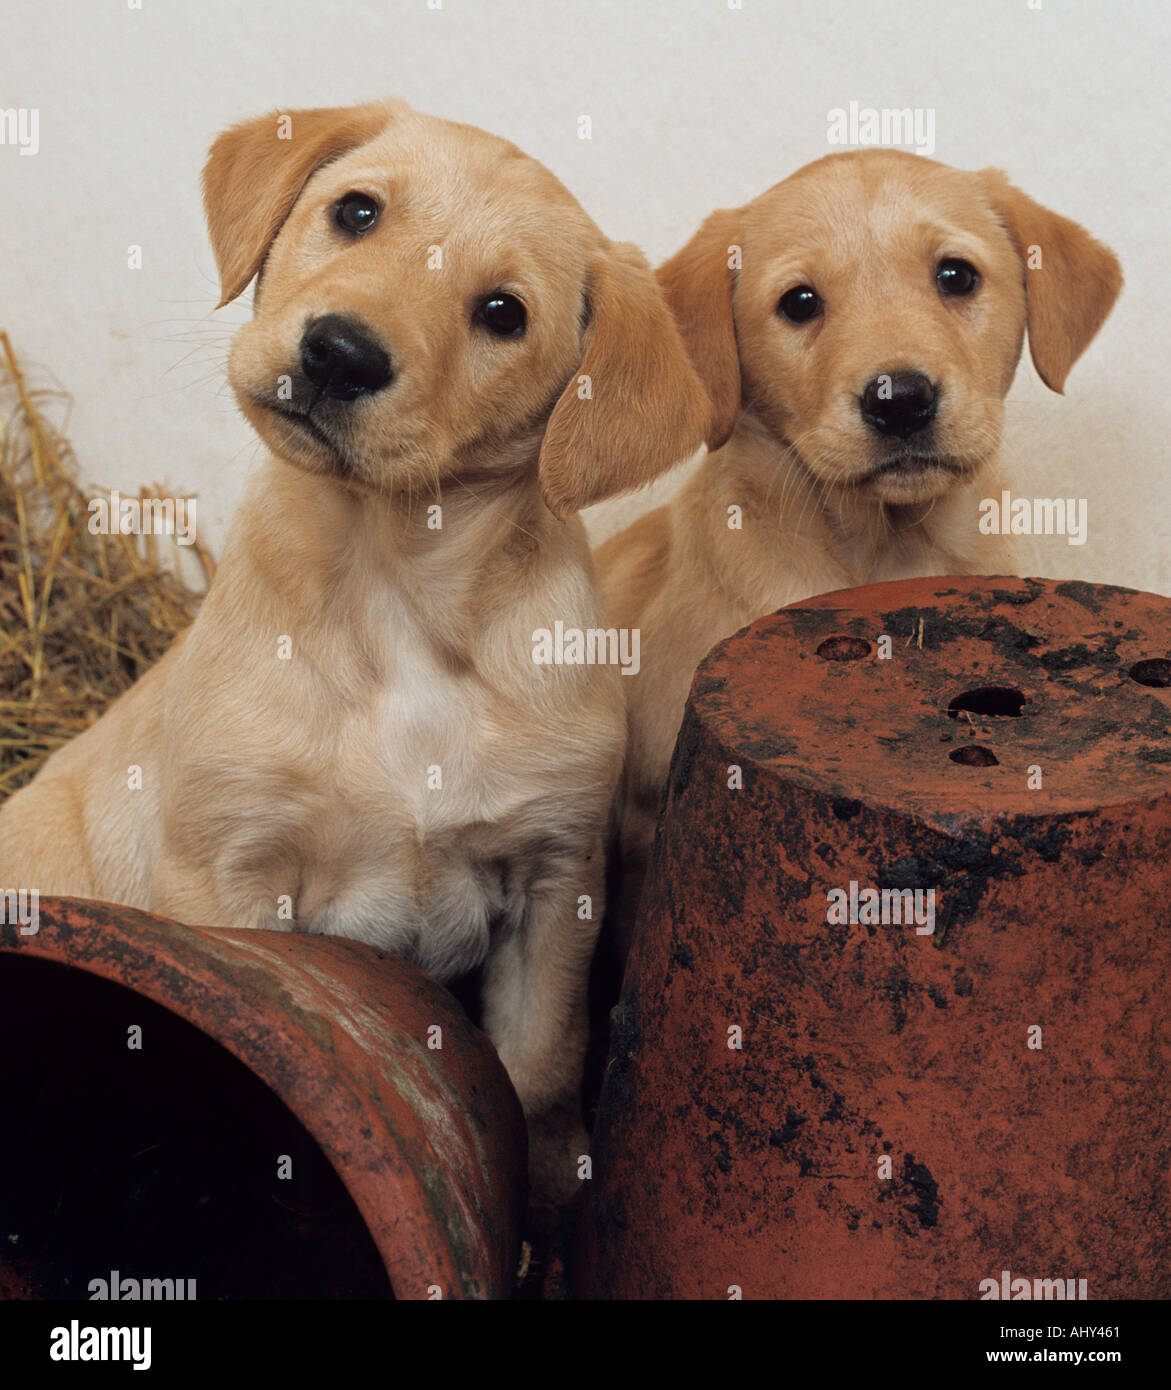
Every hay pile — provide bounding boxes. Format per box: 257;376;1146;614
0;332;214;798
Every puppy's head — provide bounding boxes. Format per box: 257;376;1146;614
660;150;1122;504
203;100;708;514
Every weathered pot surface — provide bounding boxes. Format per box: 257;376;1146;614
576;576;1171;1299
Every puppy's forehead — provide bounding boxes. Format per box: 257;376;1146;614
325;111;595;259
744;151;1007;261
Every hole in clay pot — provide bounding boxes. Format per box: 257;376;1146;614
1129;658;1171;688
816;636;871;662
947;686;1027;718
949;745;999;766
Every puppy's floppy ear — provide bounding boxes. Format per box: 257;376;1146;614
982;169;1123;394
202;101;396;308
655;207;743;449
537;240;711;518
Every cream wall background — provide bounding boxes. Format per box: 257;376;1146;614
3;0;1168;592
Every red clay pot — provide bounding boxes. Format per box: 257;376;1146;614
575;576;1171;1299
0;897;525;1300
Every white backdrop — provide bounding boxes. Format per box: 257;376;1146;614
3;0;1168;592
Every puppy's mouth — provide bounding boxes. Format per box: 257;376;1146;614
863;453;964;483
850;448;977;505
252;398;355;476
270;404;338;451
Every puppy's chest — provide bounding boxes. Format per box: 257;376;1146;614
361;656;515;813
295;620;592;974
325;614;579;855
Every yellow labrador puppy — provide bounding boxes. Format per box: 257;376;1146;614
598;150;1122;951
0;99;709;1204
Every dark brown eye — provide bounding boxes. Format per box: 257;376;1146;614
778;285;822;323
477;293;527;338
937;258;979;296
335;193;379;235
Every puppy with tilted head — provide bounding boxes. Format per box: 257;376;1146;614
597;149;1122;953
0;98;709;1205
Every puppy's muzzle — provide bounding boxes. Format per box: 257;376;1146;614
300;314;393;401
860;371;937;440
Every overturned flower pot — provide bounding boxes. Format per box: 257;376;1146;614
575;576;1171;1299
0;897;525;1300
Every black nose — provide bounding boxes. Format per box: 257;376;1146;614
300;315;392;400
860;371;937;439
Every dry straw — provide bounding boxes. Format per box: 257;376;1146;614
0;331;214;797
